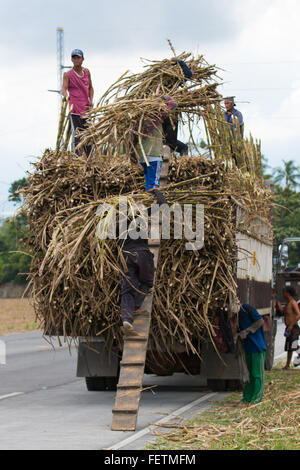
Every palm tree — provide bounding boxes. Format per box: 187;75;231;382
272;160;300;190
261;155;273;180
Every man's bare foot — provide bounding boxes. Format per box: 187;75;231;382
282;365;291;370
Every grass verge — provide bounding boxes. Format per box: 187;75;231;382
0;299;39;335
146;366;300;450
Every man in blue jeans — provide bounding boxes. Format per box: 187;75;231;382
118;189;167;334
132;96;177;192
238;303;267;404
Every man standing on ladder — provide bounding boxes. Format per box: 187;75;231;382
62;49;94;157
119;189;167;334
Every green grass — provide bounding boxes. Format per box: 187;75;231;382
146;368;300;451
25;322;37;330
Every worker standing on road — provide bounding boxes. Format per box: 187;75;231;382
276;287;300;370
224;97;244;137
238;303;266;404
119;190;167;334
62;49;94;157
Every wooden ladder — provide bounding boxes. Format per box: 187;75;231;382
111;146;171;431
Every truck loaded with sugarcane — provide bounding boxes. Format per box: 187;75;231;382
22;49;276;423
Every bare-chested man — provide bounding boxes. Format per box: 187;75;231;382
277;287;300;369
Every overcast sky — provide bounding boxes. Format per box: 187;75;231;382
1;0;300;216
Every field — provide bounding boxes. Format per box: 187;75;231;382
0;299;39;335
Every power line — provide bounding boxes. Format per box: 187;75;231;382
220;60;300;66
248;116;300;120
225;87;300;91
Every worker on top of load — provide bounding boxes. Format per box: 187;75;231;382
276;287;300;370
224;97;244;138
62;49;94;157
131;96;177;193
162;59;193;157
238;303;266;404
118;189;167;335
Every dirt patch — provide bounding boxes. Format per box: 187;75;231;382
0;299;40;335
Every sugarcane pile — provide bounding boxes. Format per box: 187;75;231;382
56;51;221;160
22;50;272;356
205;103;263;180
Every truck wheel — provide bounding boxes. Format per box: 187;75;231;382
226;380;242;391
85;376;119;392
105;377;118;391
85;377;106;391
207;379;226;391
207;379;242;392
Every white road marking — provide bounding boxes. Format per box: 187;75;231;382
107;392;218;450
108;353;289;450
0;392;24;401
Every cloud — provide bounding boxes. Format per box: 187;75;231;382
1;0;241;63
0;0;299;189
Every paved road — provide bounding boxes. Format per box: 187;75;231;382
0;319;288;450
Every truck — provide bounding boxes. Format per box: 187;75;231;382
76;157;276;401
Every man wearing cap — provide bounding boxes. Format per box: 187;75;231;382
224;97;244;138
62;49;94;157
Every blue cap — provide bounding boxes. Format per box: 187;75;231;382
71;49;84;58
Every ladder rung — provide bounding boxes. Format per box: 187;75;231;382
149;241;160;247
120;361;145;367
117;383;142;389
112;408;138;414
124;336;148;342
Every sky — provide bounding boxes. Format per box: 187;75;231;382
1;0;300;217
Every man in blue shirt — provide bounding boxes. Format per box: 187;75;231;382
238;303;267;404
224;97;244;137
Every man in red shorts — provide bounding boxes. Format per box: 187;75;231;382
277;287;300;369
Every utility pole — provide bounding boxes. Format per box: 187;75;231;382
57;27;64;97
48;27;71;101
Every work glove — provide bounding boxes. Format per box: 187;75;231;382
239;319;264;340
239;329;249;340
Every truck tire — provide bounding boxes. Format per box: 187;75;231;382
104;377;118;391
85;377;106;391
85;376;119;392
207;379;242;392
207;379;226;391
225;379;242;391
